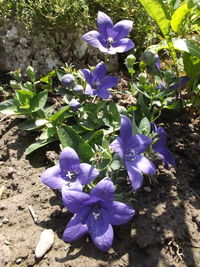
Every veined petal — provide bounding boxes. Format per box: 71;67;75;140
97;11;113;39
82;30;102;48
113;20;133;41
93;62;107;80
61;189;90;213
126;134;152;154
86;211;113;251
40;165;65;189
134;155;156;175
94;88;111;99
126;162;143;191
113;38;135;53
120;115;133;141
91;177;114;203
77;163;99;185
99;46;118;55
81;69;92;84
100;76;119;90
85;84;94;95
109;201;135;225
59;147;80;172
62;209;90;242
110;137;125;161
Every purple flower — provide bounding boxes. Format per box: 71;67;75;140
81;62;119;99
82;11;134;55
169;76;190;90
40;147;99;192
69;99;81;112
61;74;75;88
151;123;175;169
62;177;135;251
110;115;156;191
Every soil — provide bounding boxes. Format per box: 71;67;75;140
0;101;200;266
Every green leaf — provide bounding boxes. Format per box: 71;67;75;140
26;66;35;82
173;39;200;58
39;127;56;140
25;138;56;155
49;105;70;123
171;3;189;33
30;90;48;112
87;129;104;147
57;126;94;161
138;0;171;36
40;70;56;83
139;117;151;134
0;99;18;114
15;90;34;109
19;119;48;130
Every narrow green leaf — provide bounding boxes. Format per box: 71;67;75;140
173;39;200;58
25;138;56;155
171;3;189;32
49;106;70;123
138;0;171;36
0;99;17;114
57;126;93;161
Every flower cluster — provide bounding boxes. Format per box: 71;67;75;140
40;10;176;252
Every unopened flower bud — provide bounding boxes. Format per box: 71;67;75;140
61;74;75;88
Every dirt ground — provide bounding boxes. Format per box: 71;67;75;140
0;104;200;267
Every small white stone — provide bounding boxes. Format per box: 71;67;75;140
144;186;152;193
35;229;54;258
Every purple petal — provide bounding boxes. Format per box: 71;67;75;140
86;211;113;251
59;147;80;172
153;147;175;168
120;115;133;141
113;38;135;53
90;177;114;203
93;62;107;80
85;84;94;95
126;162;143;191
97;11;113;39
100;76;119;90
40;165;66;189
125;134;152;154
82;30;102;49
110;137;125;161
109;201;135;225
153;127;167;146
134;155;156;175
62;209;90;242
77;163;99;185
61;180;83;192
81;69;92;84
61;190;90;213
94;88;111;99
113;20;133;41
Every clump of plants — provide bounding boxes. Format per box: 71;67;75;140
0;1;199;251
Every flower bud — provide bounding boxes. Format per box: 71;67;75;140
61;74;75;88
73;84;83;92
69;99;80;112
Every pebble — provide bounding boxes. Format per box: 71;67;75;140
2;218;9;224
4;240;10;245
35;229;54;258
144;186;151;193
0;186;5;200
15;258;22;264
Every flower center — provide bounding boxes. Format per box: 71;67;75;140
92;203;101;220
65;170;77;181
125;148;137;161
91;80;100;90
106;37;114;49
